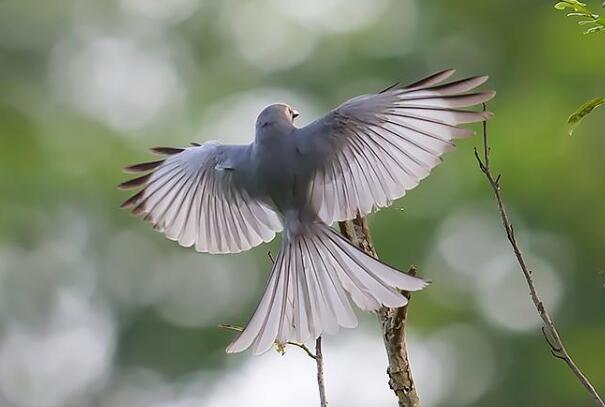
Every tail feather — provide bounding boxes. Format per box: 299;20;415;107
305;236;356;331
327;230;428;295
226;223;429;354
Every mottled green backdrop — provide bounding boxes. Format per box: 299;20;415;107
1;1;604;406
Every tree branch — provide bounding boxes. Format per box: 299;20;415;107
315;336;328;407
339;215;420;407
474;104;605;407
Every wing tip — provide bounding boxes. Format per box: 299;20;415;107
119;196;138;209
481;110;495;120
435;68;456;78
470;74;489;86
475;90;496;106
117;174;151;190
484;89;496;100
403;68;457;90
122;159;165;174
150;146;185;155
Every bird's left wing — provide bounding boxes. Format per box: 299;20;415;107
119;142;282;254
294;69;495;224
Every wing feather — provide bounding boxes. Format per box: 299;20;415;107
120;142;283;254
295;69;495;224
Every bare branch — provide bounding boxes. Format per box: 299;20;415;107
338;215;420;407
285;341;317;359
475;104;605;407
315;337;328;407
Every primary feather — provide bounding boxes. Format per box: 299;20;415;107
120;142;282;254
294;69;494;224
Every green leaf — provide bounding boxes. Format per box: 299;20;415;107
555;0;605;34
555;0;592;15
567;96;605;136
555;1;578;10
555;0;587;7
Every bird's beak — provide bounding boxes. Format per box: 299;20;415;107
292;110;299;119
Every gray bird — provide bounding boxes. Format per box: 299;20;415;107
119;69;495;354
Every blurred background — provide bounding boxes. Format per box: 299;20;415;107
1;0;604;406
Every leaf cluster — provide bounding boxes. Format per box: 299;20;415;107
555;0;605;34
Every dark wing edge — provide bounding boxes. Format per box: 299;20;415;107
119;142;283;254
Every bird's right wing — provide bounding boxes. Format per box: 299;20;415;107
119;142;283;254
295;69;495;224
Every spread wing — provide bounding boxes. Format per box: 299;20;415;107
294;69;495;224
119;142;283;254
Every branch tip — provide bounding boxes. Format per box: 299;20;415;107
476;109;605;406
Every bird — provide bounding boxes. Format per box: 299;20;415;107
119;69;495;354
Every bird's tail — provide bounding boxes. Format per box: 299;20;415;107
226;222;429;354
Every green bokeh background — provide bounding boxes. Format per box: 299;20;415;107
1;1;604;406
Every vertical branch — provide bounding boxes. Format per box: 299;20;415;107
378;268;419;407
474;105;605;407
339;214;421;407
315;337;328;407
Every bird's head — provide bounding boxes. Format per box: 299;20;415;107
255;103;299;132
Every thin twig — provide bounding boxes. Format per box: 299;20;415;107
338;216;420;407
315;337;328;407
474;104;605;407
287;341;317;359
217;323;317;358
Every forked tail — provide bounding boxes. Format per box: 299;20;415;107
226;222;428;354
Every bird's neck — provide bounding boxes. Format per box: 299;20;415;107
254;122;295;145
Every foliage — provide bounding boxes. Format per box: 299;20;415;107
554;0;605;34
2;1;605;406
567;96;605;135
554;1;604;135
